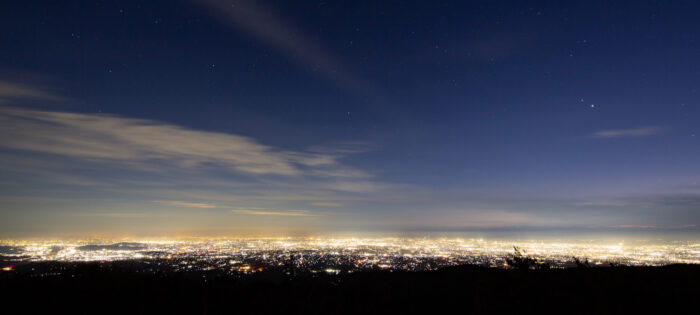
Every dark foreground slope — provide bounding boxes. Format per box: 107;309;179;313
1;263;699;314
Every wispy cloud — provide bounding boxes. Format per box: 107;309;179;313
572;200;630;207
0;80;62;102
64;212;147;218
587;224;696;230
231;209;317;217
0;106;365;177
196;0;370;94
311;202;344;207
153;201;218;209
593;127;661;138
575;191;700;210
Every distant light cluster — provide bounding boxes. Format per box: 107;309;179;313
2;238;699;272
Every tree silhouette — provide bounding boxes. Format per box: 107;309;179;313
573;256;591;268
506;246;549;270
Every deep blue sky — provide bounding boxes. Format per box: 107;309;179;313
0;0;698;238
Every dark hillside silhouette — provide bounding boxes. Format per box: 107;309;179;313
2;262;699;314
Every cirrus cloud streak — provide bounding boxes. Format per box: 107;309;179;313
593;127;661;138
0;106;364;177
231;209;317;217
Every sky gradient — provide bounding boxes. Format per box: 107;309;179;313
0;0;699;238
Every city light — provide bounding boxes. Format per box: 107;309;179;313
1;238;698;273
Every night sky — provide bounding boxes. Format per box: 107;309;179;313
1;0;699;238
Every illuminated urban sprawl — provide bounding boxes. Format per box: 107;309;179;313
1;238;699;274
